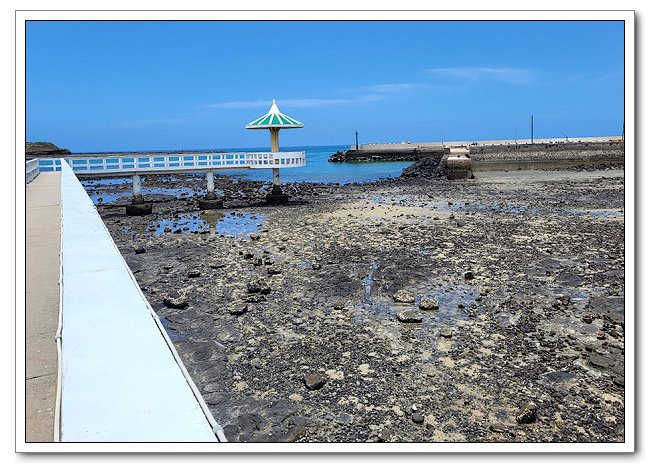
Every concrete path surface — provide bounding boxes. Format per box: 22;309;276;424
25;171;61;442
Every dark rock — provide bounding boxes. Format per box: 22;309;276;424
312;262;322;270
266;193;289;205
378;428;397;442
397;310;423;323
515;402;537;424
464;271;475;280
439;328;453;338
228;303;248;315
163;290;188;309
133;245;146;254
589;354;614;369
489;422;507;433
267;267;282;275
304;372;326;390
335;412;354;425
198;199;224;210
126;203;153;216
411;412;425;424
281;425;307;442
203;392;228;406
418;297;439;310
250;234;261;241
247;279;271;294
393;289;416;303
188;269;201;278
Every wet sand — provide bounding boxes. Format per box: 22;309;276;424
87;167;625;443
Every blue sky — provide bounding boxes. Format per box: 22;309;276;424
26;20;624;152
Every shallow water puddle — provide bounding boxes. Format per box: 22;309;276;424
356;276;480;328
86;186;199;204
146;210;265;237
158;316;186;342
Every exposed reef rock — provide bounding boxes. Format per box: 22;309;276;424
26;142;71;156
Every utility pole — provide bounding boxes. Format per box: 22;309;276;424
441;128;444;148
515;128;518;144
355;130;359;150
530;115;534;144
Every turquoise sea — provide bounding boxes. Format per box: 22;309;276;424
206;144;412;184
51;144;414;185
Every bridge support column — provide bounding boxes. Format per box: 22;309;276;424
132;174;144;203
198;170;224;210
126;174;152;216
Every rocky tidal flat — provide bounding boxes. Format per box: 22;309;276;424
89;168;625;443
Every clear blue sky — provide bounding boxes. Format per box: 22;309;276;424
26;20;624;152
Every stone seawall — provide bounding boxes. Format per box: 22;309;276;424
329;148;444;163
470;141;624;171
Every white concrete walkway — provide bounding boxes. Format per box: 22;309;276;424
59;160;219;442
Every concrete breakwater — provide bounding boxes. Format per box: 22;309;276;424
329;146;445;163
470;141;624;171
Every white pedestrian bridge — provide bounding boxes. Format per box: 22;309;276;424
39;151;306;176
39;151;306;203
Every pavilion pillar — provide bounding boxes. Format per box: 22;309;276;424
270;127;282;194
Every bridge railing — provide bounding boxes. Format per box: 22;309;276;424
46;151;306;175
26;158;40;183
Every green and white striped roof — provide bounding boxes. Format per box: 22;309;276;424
245;99;304;129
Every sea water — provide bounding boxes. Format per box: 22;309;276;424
216;145;412;184
74;145;414;185
196;145;412;184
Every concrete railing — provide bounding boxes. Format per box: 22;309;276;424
57;159;224;442
353;136;622;150
26;159;40;184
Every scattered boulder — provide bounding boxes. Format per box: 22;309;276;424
393;289;416;304
188;269;201;278
227;303;248;316
489;422;507;433
439;328;453;338
378;428;397;442
589;354;614;369
304;372;326;390
397;310;423;323
133;245;146;254
247;279;271;294
515;402;538;424
163;290;188;309
418;297;439;310
411;412;425;424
